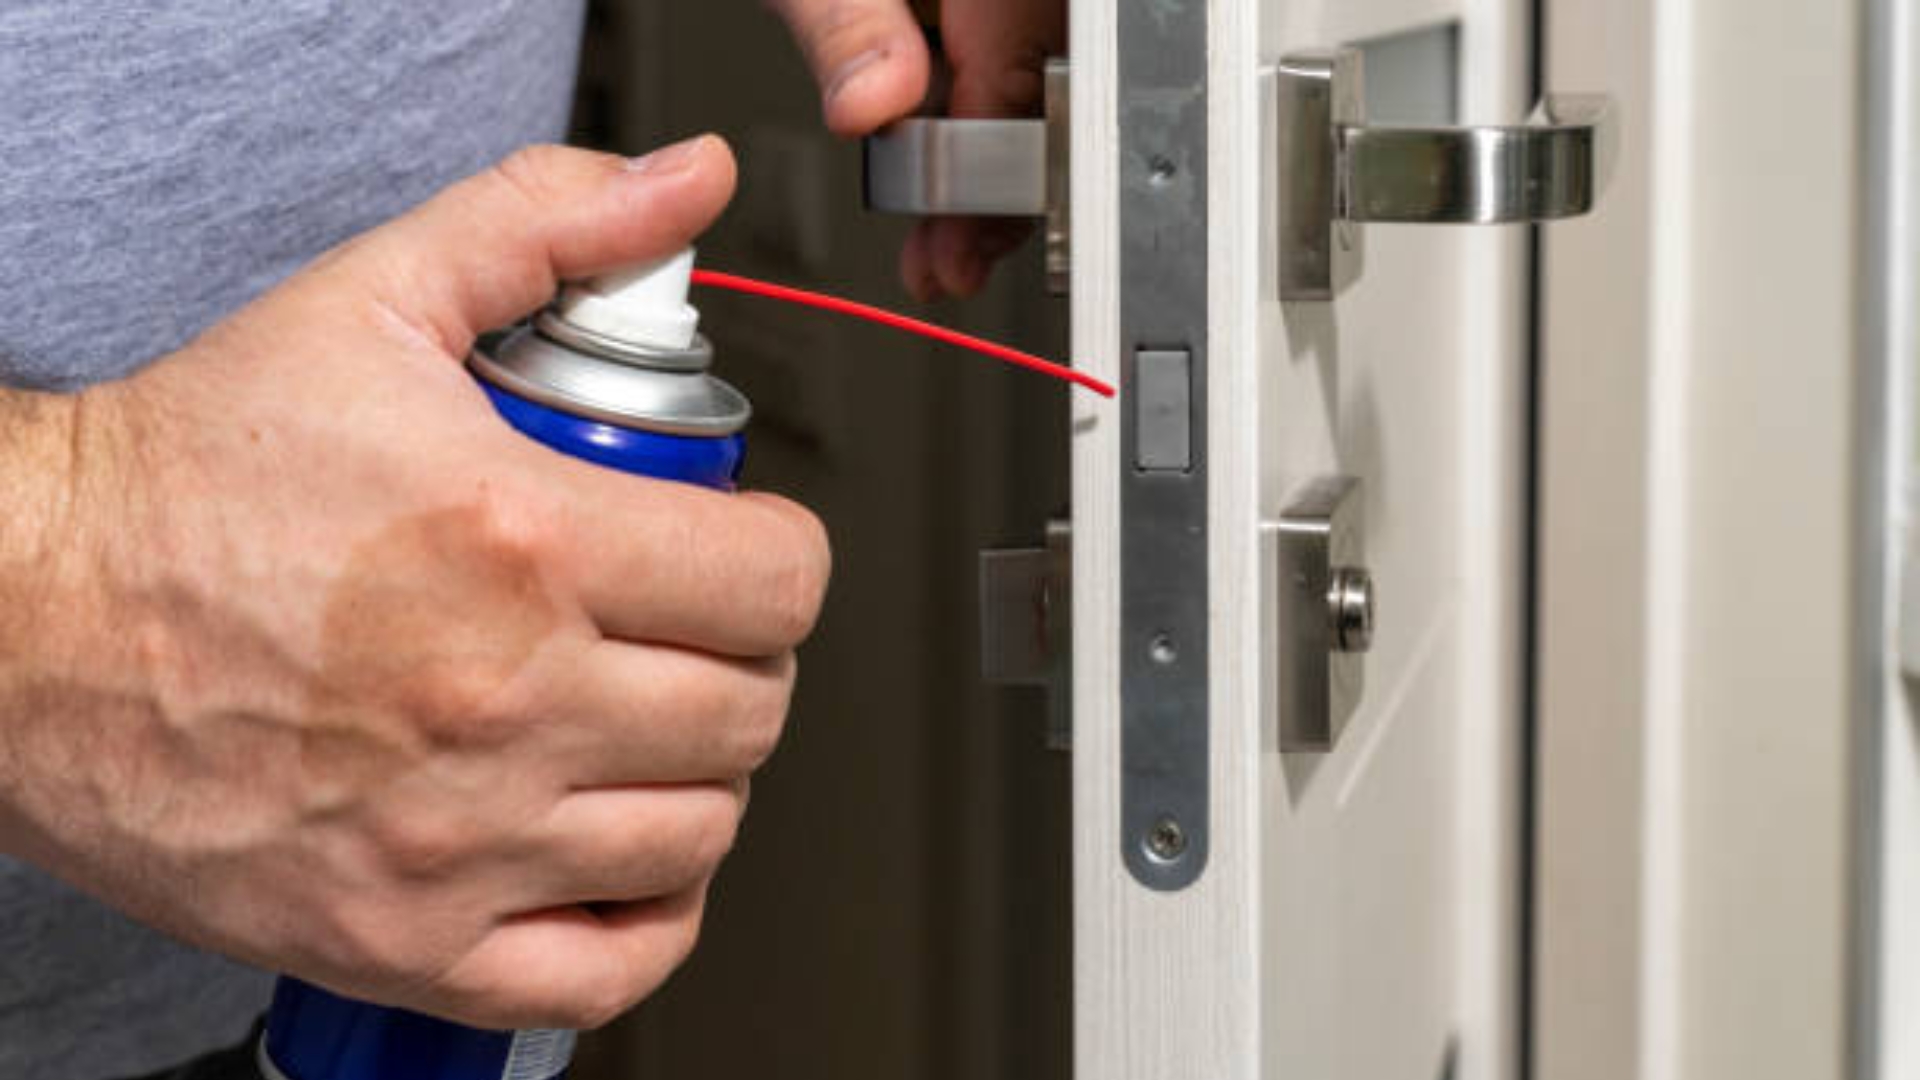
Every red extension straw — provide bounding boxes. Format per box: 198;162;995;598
691;269;1116;398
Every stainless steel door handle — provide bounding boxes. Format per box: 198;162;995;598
862;59;1071;294
864;119;1048;215
1277;47;1617;299
1341;94;1616;224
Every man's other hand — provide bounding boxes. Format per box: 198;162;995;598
770;0;1066;300
0;137;831;1031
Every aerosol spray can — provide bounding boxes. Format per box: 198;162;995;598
257;248;748;1080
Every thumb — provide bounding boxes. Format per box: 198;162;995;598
319;137;737;357
768;0;931;136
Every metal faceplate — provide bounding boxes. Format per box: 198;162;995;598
1119;0;1210;890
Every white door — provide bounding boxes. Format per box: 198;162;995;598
1070;0;1546;1075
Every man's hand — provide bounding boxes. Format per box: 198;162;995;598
770;0;1065;300
0;137;831;1030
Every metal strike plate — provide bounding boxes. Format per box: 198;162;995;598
1118;0;1210;892
1264;476;1371;751
980;520;1072;751
1275;48;1618;299
863;60;1071;295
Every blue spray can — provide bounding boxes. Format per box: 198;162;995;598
258;249;749;1080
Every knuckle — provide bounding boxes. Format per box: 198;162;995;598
469;484;562;565
549;972;635;1031
567;901;707;1028
565;997;626;1032
783;1;886;64
397;489;563;740
590;954;667;1029
368;810;475;879
440;968;557;1030
663;902;706;973
768;584;817;646
689;797;743;870
651;799;740;889
767;517;831;643
407;656;521;740
725;662;793;769
786;501;834;579
487;144;572;209
436;943;631;1031
732;495;831;647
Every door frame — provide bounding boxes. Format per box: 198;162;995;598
1533;0;1864;1078
1862;0;1919;1075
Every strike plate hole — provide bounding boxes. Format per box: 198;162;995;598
1147;156;1177;186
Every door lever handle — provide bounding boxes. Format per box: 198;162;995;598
1276;48;1617;299
862;59;1071;294
863;50;1614;303
864;118;1049;215
1340;94;1616;224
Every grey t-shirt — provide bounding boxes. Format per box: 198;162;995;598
0;4;585;1077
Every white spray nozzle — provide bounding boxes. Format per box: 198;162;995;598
554;247;700;351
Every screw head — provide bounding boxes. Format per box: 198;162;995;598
1149;633;1178;665
1145;817;1188;862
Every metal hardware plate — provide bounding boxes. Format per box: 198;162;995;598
1264;477;1369;751
1274;52;1367;303
980;520;1073;751
1118;0;1210;890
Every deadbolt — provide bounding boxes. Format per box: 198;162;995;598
1266;476;1370;752
1329;566;1374;654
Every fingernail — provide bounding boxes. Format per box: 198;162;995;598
626;135;708;176
825;48;888;106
